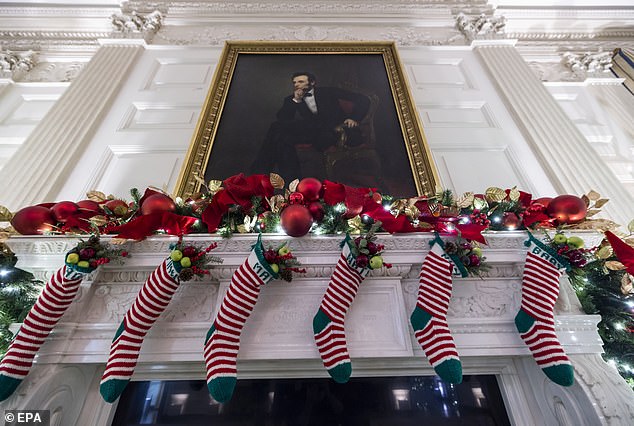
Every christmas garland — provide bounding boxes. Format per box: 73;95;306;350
0;173;632;390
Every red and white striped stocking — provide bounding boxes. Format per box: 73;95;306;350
410;236;466;384
313;237;369;383
100;258;180;403
204;238;277;403
515;232;574;386
0;266;85;401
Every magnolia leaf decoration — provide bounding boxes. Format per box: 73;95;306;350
89;215;109;227
594;199;609;209
87;190;108;202
485;187;506;203
586;209;601;218
267;195;286;214
621;274;634;295
508;187;521;203
473;196;488;211
237;215;257;233
628;219;634;234
605;260;626;271
0;205;12;221
596;245;613;260
586;190;601;201
207;180;223;195
289;179;299;193
456;192;475;209
347;216;364;234
269;173;285;190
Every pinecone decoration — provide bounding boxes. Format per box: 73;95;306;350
179;267;194;281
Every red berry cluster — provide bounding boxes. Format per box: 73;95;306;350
469;209;491;226
262;244;306;282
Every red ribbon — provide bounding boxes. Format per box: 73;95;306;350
110;211;198;241
605;231;634;275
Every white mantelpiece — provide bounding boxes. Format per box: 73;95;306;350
1;232;632;425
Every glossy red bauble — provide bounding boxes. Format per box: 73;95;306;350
296;177;323;201
77;199;101;214
289;192;305;205
502;212;521;230
280;204;313;237
51;201;79;223
307;201;325;222
546;195;587;224
11;206;56;235
104;199;129;217
140;193;176;215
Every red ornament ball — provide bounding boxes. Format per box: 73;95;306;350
104;199;129;217
280;204;313;237
546;195;587;224
502;212;521;230
307;201;325;222
289;192;305;205
141;193;176;215
11;206;56;235
51;201;79;223
77;199;101;214
296;177;323;201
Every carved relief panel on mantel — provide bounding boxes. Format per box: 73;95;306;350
5;231;604;366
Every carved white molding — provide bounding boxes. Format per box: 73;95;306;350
111;9;163;42
18;61;86;83
0;49;38;80
0;43;144;211
474;43;634;227
561;50;613;80
455;12;506;42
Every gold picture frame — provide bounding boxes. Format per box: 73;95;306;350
175;41;438;198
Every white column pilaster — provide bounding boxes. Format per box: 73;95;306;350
474;42;634;226
586;79;634;142
0;42;143;210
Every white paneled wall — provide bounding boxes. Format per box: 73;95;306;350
0;82;68;169
55;46;222;201
547;81;634;197
45;45;561;202
399;47;556;197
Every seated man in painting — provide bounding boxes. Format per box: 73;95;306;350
250;71;370;180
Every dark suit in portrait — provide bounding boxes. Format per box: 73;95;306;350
251;76;371;181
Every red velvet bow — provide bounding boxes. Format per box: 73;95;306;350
202;173;274;232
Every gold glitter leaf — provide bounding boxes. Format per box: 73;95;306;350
508;187;521;202
87;190;108;202
596;246;613;259
606;260;626;271
594;199;609;208
621;274;633;295
89;215;108;227
269;173;285;189
208;180;223;195
0;206;12;221
456;192;475;209
485;187;506;203
289;179;299;193
586;190;601;201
